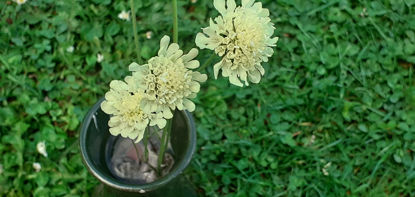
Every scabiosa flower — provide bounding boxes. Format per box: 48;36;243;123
195;0;278;86
118;10;130;21
36;141;47;157
14;0;27;5
101;79;167;143
129;35;207;115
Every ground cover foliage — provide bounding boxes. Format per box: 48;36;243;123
1;0;415;196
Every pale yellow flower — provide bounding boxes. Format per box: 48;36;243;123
118;10;130;21
36;141;47;157
14;0;27;5
101;79;167;143
195;0;278;86
129;35;207;114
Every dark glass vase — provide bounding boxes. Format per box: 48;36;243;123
79;98;197;196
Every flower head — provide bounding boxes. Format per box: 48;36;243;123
33;162;41;172
129;36;207;114
36;141;47;157
101;79;167;142
195;0;278;86
118;10;130;21
14;0;27;5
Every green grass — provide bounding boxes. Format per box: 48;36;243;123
1;0;415;196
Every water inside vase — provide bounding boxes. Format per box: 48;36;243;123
104;129;175;184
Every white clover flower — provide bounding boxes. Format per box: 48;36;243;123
36;141;48;157
101;79;167;143
14;0;27;5
66;46;74;53
146;31;153;39
195;0;278;86
118;10;130;21
322;162;331;176
129;36;207;115
33;162;41;172
97;53;104;63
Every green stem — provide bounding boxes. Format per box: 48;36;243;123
130;0;142;64
130;139;141;164
157;119;173;175
143;127;149;162
172;0;178;43
198;54;215;71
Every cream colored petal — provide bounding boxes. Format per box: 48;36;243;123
248;69;261;84
176;100;184;110
182;48;198;63
140;99;152;114
259;7;270;17
195;32;217;50
192;72;208;82
252;2;263;12
158;35;170;56
190;82;200;93
124;75;133;85
185;60;200;69
227;0;236;12
104;91;118;101
221;66;231;77
267;37;279;46
264;47;274;57
213;61;223;79
134;130;145;143
183;99;195;112
265;26;275;35
108;116;121;127
261;56;269;63
155;118;167;129
166;43;183;60
110;80;128;91
110;122;127;135
128;62;141;71
124;76;138;92
150;102;158;113
229;74;243;87
238;69;248;86
163;108;173;119
109;127;120;136
213;0;226;15
120;126;134;138
242;0;255;7
149;119;156;127
255;64;265;75
188;93;197;99
101;101;116;114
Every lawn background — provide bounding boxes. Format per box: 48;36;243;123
1;0;415;196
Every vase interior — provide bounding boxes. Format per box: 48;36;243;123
83;105;192;185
